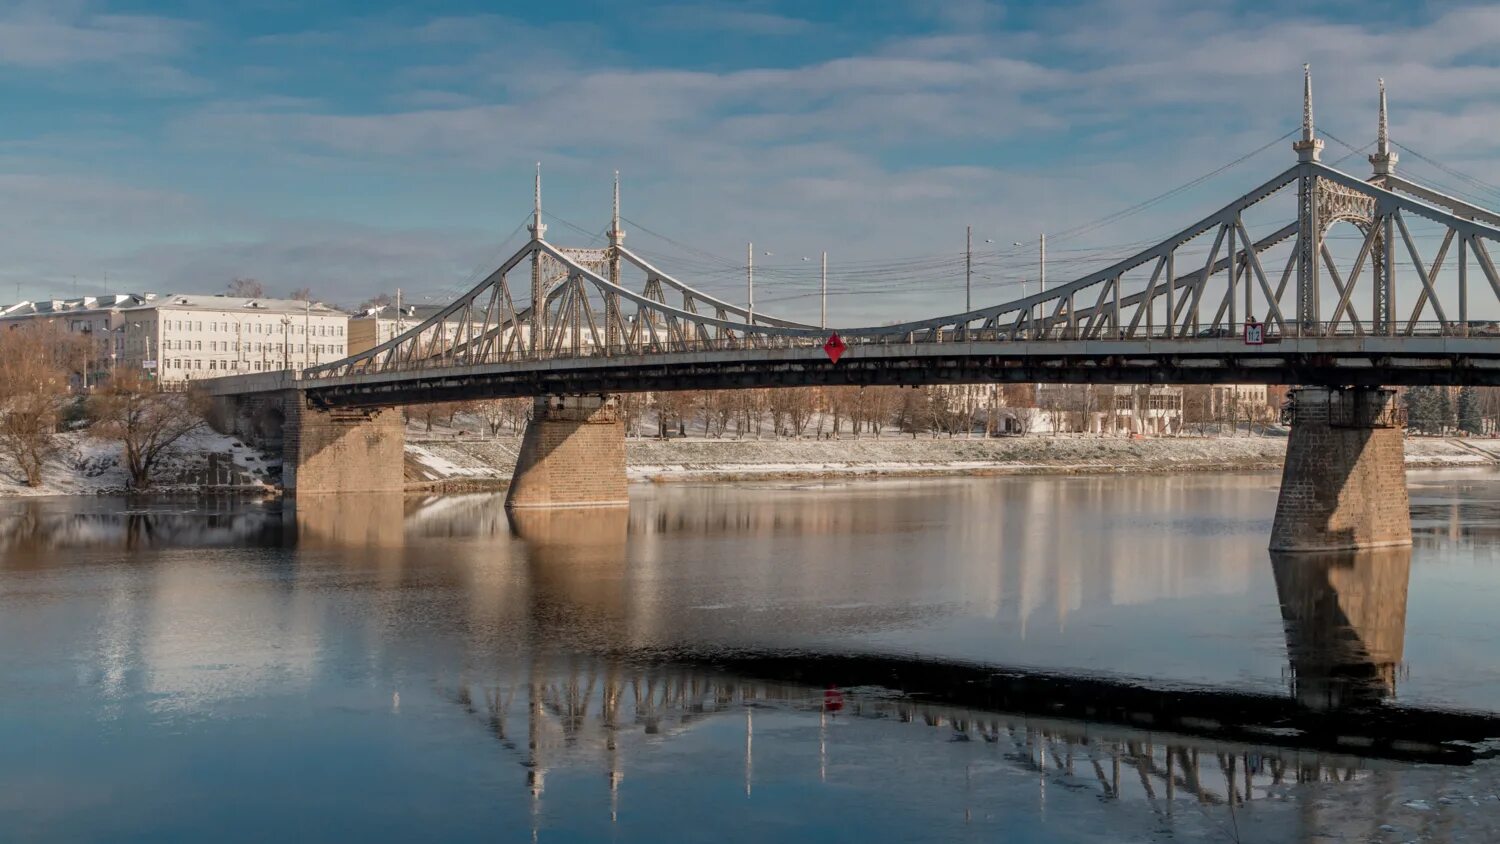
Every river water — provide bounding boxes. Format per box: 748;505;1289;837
5;471;1500;841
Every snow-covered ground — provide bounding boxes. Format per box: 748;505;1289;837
0;427;276;497
9;421;1496;498
403;433;1500;487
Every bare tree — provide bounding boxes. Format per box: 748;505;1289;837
653;391;695;437
87;369;204;488
617;393;645;437
288;287;313;302
415;402;446;432
698;390;732;437
824;386;861;437
359;293;395;312
227;277;266;298
762;387;816;437
475;397;529;436
0;324;70;486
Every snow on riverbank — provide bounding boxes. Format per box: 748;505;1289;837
0;428;276;497
8;429;1493;497
402;433;1500;487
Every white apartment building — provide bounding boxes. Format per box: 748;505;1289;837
1206;384;1273;422
1036;383;1185;434
120;294;349;382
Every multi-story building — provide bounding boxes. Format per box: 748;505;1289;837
0;294;150;381
119;294;349;382
1183;384;1275;424
1035;384;1185;434
348;302;553;359
348;304;462;356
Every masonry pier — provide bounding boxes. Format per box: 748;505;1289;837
1270;387;1412;552
214;389;406;495
505;394;628;509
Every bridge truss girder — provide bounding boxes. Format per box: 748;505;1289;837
300;158;1500;390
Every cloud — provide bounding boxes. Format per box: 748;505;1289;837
14;0;1500;322
0;7;191;68
119;223;500;305
651;4;813;35
0;169;502;306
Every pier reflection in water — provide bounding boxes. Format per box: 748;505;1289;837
3;473;1500;841
1272;547;1411;710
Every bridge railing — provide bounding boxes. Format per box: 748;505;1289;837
300;320;1492;379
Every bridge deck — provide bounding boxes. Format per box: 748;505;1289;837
201;335;1500;406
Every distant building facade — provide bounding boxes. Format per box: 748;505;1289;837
125;294;349;382
0;294;150;381
1183;384;1276;424
348;304;462;356
1035;384;1185;435
349;303;552;359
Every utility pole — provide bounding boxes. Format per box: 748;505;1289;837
1039;233;1046;292
965;225;973;312
746;243;754;324
528;163;547;357
1037;233;1046;335
820;251;828;330
606;171;624;352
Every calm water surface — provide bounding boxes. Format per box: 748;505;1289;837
5;471;1500;841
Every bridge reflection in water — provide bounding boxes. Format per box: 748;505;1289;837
0;488;1492;837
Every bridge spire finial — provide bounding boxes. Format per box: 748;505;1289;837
1369;78;1398;177
1293;63;1324;163
528;162;547;241
608;170;625;247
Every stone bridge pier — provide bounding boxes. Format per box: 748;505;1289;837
506;394;628;510
210;389;405;494
1270;386;1412;552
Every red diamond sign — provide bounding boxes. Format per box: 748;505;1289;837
823;333;846;364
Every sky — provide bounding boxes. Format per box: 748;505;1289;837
3;0;1500;325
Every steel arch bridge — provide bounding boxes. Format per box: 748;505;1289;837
207;71;1500;410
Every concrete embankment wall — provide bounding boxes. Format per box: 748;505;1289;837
404;434;1500;489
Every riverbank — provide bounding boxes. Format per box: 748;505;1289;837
6;429;1495;497
404;433;1500;490
0;428;275;497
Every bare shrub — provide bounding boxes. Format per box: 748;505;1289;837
88;369;205;488
0;324;70;486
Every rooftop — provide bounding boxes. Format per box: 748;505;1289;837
0;292;349;319
354;303;454;322
0;293;155;319
149;293;346;316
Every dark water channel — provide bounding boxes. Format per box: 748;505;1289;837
5;471;1500;841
